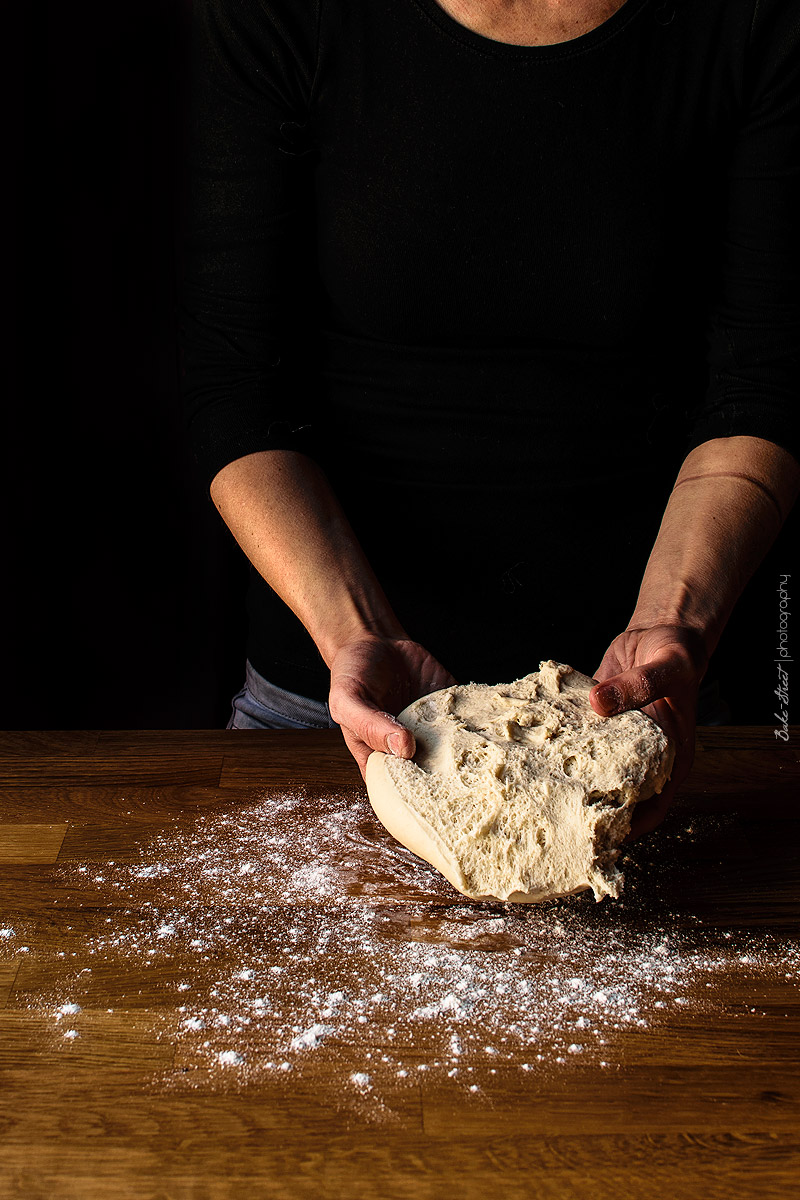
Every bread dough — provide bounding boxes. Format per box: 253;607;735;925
365;660;674;903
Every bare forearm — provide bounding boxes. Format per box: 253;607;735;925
629;436;800;656
209;450;405;665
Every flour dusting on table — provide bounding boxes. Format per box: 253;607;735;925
7;786;799;1109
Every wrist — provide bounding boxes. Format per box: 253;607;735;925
627;589;718;664
312;601;408;670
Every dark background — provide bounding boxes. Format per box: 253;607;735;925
10;0;797;731
14;0;248;729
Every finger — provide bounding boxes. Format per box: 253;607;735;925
329;681;416;759
589;654;696;716
340;727;372;781
591;648;624;686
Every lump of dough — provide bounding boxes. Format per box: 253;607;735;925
365;660;674;903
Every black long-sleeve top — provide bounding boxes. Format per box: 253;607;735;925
179;0;799;702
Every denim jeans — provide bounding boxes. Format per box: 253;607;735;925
227;660;337;730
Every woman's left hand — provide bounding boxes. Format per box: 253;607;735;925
589;624;708;838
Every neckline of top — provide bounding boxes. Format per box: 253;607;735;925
410;0;656;61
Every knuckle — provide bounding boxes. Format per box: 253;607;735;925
362;717;388;749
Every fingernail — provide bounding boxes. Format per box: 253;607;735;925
595;685;620;714
386;733;404;756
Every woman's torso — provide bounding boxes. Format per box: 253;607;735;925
247;0;759;693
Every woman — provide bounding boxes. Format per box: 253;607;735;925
179;0;799;835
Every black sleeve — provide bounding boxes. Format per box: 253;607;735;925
177;0;322;492
688;0;800;465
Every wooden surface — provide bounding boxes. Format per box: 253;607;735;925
1;728;798;1200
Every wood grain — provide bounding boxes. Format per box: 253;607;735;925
0;728;798;1200
0;755;224;788
0;960;20;1009
0;824;67;864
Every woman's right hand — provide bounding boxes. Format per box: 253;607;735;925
328;634;456;779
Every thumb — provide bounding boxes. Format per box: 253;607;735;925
589;653;695;717
329;680;416;758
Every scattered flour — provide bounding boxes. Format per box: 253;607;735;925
218;1050;243;1067
4;789;798;1108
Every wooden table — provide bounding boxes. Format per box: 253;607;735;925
1;728;798;1200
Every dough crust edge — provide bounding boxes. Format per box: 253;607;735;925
365;750;593;904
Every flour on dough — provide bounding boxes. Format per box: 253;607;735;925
365;660;674;903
